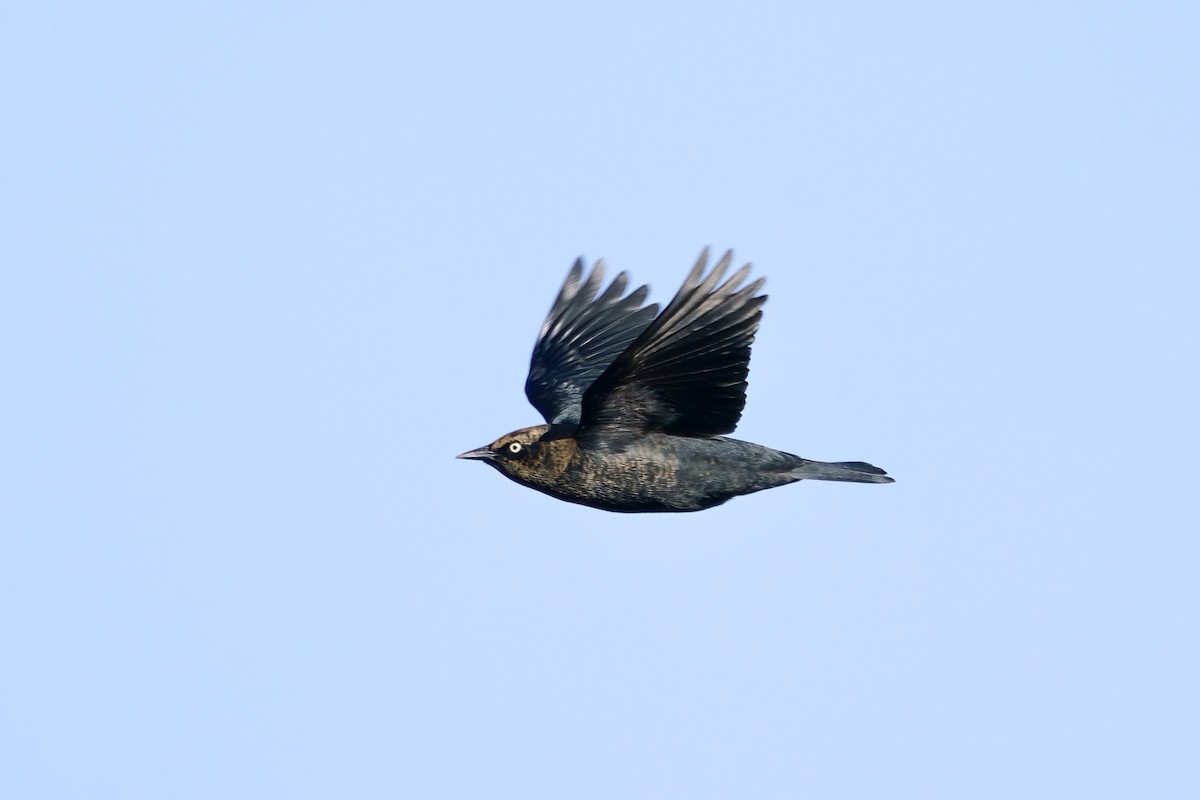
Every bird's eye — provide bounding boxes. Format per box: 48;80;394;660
500;440;532;460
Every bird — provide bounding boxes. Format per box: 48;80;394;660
457;249;893;512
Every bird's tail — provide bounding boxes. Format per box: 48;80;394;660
791;459;894;484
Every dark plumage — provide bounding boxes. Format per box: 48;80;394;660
457;249;893;512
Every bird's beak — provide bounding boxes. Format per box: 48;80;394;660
456;446;495;461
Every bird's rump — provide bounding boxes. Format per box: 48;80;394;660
578;249;767;442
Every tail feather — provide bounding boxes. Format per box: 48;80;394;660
792;459;894;484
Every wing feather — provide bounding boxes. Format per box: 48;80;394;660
525;258;659;427
579;249;767;441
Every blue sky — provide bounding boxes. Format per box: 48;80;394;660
3;2;1197;797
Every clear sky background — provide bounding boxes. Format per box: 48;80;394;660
3;2;1197;798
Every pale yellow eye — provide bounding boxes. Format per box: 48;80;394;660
507;442;523;454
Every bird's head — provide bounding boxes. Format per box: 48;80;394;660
456;424;561;481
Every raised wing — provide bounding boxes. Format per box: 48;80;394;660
525;258;659;428
578;249;766;442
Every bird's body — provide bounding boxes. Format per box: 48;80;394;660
458;249;892;512
472;426;889;513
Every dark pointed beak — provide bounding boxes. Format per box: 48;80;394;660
456;446;495;461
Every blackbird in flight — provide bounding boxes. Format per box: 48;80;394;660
458;249;893;512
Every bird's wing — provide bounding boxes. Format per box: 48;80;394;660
578;249;766;442
525;258;660;428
